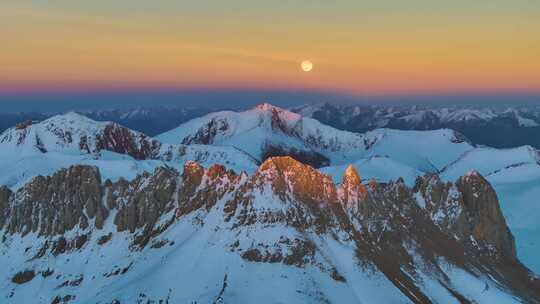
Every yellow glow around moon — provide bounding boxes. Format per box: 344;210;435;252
301;60;313;72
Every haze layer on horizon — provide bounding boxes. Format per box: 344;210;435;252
1;90;539;113
2;1;539;96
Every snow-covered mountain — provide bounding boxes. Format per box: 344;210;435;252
0;112;162;159
0;113;259;188
292;103;540;149
0;107;214;138
155;104;540;275
83;106;213;136
158;103;473;170
2;103;540;302
1;159;538;303
158;103;369;167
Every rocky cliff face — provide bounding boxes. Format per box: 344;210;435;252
0;186;11;230
413;172;516;258
0;158;538;303
95;123;162;160
2;166;103;236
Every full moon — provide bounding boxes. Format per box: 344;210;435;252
301;60;313;72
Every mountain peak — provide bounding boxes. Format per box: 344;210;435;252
256;156;338;205
258;156;309;176
0;110;164;160
464;170;481;179
339;165;367;206
44;111;100;125
63;111;91;119
342;165;361;186
254;102;283;112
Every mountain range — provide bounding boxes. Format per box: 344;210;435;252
1;103;539;303
0;106;212;139
3;102;540;149
292;103;540;149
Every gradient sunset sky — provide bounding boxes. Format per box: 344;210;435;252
2;0;540;96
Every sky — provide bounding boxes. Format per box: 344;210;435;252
1;0;540;105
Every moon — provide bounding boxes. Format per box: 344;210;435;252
301;60;313;72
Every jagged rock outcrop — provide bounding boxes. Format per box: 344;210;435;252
181;117;229;145
413;171;516;258
261;142;330;168
177;162;242;217
338;165;367;208
95;124;162;160
256;156;338;206
456;171;516;257
113;167;178;234
227;156;345;235
3;166;103;235
0;159;538;303
0;186;12;230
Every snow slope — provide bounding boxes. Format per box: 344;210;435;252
157;103;373;165
0;113;259;189
363;128;473;172
487;164;540;273
0;145;258;190
441;146;539;181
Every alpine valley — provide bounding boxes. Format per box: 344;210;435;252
1;103;540;303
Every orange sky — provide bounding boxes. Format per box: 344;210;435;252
1;1;539;95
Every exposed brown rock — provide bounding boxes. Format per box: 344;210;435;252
11;270;35;284
456;171;516;257
97;233;112;245
338;165;367;208
257;156;338;206
96;123;162;160
181;117;229;145
51;295;75;304
261;143;330;168
41;268;54;278
414;171;516;258
249;157;345;234
15;120;33;130
0;158;537;302
114;167;177;234
240;238;316;267
5;165;102;236
0;186;12;230
177;162;240;220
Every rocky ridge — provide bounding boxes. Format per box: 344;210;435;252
0;157;539;303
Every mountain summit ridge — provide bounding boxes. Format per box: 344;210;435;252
1;157;538;303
